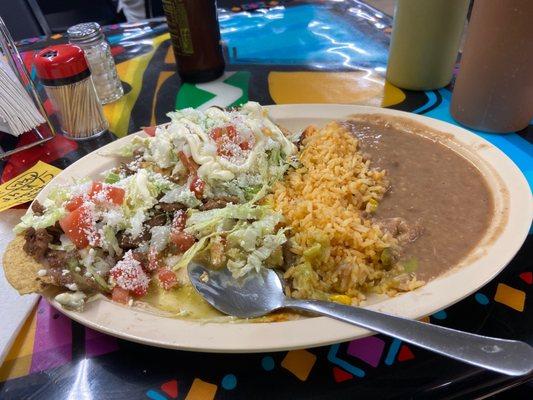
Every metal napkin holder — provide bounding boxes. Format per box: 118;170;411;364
0;17;56;160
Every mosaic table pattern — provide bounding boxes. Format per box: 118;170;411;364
0;1;531;398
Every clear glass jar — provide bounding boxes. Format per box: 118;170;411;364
67;22;124;104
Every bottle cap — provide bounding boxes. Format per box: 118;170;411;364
34;44;90;85
67;22;104;44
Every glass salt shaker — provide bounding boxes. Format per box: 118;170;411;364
67;22;123;104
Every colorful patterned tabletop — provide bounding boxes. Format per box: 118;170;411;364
0;1;532;399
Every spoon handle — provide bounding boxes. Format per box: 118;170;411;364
283;299;533;376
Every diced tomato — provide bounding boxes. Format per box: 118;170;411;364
131;285;148;297
216;140;234;158
239;140;252;150
171;209;187;231
189;175;205;199
59;205;93;249
157;268;177;290
89;181;125;205
90;181;103;194
210;125;237;141
143;126;157;136
105;186;125;204
226;125;237;141
65;195;84;212
178;151;198;174
110;252;150;297
170;231;196;252
170;210;194;252
111;287;130;304
147;247;160;271
209;127;224;142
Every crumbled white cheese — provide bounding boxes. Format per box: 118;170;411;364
37;269;47;277
65;283;78;291
55;291;86;310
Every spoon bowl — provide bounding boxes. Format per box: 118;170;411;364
188;262;285;318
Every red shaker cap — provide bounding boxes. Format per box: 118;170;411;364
34;44;90;84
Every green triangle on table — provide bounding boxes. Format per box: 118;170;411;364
175;71;250;110
175;84;216;110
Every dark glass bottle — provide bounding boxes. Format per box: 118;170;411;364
162;0;225;83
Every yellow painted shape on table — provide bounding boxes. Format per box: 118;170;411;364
150;71;176;126
268;71;405;107
103;33;170;137
281;349;317;381
0;161;62;212
494;283;526;312
164;45;175;64
185;378;218;400
418;316;431;323
0;306;37;382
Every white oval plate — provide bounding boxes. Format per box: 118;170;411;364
38;105;532;353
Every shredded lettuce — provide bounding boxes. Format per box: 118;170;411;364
146;171;177;194
285;262;328;300
147;131;175;168
226;214;281;252
185;203;268;237
47;187;70;205
159;186;201;208
111;136;148;157
227;229;287;278
125;169;158;210
85;263;111;292
172;235;211;271
13;206;65;234
104;171;121;184
48;235;76;252
102;226;122;257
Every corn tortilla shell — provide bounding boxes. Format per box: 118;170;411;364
2;235;51;294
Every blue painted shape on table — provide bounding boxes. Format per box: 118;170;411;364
262;356;275;371
146;390;167;400
327;344;366;378
432;310;448;320
384;338;402;365
412;91;438;115
222;374;237;390
475;293;490;305
418;88;533;192
219;4;389;68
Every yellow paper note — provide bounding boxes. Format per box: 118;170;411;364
0;161;62;212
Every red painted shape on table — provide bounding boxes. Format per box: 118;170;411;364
332;366;353;383
397;345;415;362
519;272;532;285
161;379;178;398
1;135;76;183
111;45;125;57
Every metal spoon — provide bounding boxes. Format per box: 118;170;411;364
188;262;533;376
